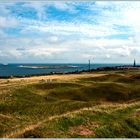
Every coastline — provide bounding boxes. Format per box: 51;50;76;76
0;65;140;79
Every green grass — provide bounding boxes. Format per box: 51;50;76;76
19;102;140;138
0;70;140;138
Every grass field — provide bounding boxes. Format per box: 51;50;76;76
0;70;140;138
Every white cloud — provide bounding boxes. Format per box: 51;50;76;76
23;1;77;20
0;32;139;63
0;30;6;37
0;49;22;59
105;54;110;58
21;21;121;38
1;1;140;63
22;2;46;20
0;16;19;28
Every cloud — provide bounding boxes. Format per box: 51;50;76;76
0;29;139;63
0;16;19;28
22;2;46;20
0;30;6;37
20;21;122;39
1;1;140;63
0;47;67;62
22;1;77;20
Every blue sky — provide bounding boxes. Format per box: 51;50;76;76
0;1;140;63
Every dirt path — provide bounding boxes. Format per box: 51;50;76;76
0;114;12;119
2;101;139;138
2;106;96;138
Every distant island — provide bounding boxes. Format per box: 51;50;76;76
18;65;79;69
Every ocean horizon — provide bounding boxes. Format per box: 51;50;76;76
0;63;134;77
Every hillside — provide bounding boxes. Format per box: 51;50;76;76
0;70;140;138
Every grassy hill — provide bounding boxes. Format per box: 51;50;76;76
0;70;140;138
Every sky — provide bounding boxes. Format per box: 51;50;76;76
0;1;140;64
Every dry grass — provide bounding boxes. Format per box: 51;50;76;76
0;70;140;138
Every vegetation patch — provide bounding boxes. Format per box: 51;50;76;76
1;70;140;138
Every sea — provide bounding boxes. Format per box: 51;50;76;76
0;63;131;77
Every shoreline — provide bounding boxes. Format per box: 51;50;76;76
0;65;140;79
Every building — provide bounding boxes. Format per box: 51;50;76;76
133;59;136;67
